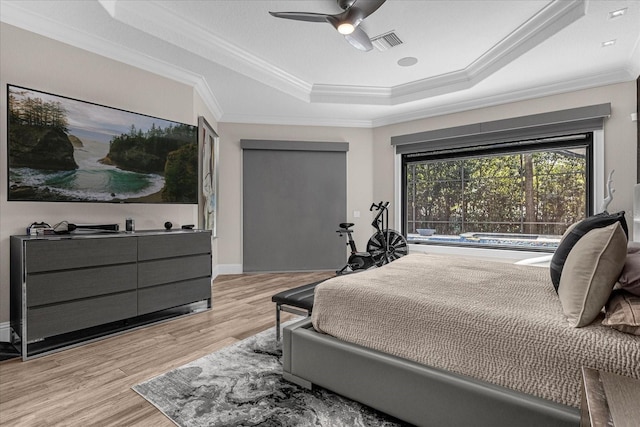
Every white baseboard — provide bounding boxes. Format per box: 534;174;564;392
0;322;12;343
216;264;243;275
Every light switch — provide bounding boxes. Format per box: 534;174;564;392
353;210;360;218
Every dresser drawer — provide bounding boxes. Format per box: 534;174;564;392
27;291;137;341
24;238;137;273
137;232;211;261
137;277;211;315
27;264;137;307
138;254;211;288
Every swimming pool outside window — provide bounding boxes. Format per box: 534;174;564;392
401;134;592;251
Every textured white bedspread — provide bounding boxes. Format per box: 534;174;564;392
311;253;640;408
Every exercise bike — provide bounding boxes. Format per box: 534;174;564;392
336;201;408;275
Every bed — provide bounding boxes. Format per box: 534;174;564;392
282;253;640;427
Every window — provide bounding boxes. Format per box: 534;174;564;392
402;134;592;251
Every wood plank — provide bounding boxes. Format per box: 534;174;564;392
0;271;334;426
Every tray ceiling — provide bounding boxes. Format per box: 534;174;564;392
1;0;638;127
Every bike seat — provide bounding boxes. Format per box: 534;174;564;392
339;222;354;229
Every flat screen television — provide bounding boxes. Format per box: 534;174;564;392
7;84;198;204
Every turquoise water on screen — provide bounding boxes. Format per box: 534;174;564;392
9;136;163;201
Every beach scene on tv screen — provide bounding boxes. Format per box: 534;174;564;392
7;85;198;203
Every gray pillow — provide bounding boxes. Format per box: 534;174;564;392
603;290;640;336
550;211;627;292
616;243;640;296
558;222;627;327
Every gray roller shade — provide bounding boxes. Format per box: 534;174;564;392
391;104;610;155
242;140;348;272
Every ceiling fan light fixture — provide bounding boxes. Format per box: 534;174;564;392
608;8;627;19
338;22;355;35
269;0;386;51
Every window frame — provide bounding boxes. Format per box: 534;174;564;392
399;134;593;253
393;129;605;259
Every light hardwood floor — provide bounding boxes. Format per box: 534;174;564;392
0;271;334;426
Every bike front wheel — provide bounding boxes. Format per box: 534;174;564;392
366;229;409;267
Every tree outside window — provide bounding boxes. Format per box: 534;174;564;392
404;144;588;250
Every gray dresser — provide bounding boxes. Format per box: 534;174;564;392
10;230;212;360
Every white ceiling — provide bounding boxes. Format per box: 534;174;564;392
1;0;639;128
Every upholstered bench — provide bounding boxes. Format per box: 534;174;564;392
271;280;326;341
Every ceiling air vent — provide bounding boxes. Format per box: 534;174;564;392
370;31;403;51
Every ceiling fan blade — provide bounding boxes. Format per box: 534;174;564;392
268;11;331;23
269;1;386;53
344;26;373;51
352;0;387;18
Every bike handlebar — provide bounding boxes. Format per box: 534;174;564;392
369;201;389;211
370;201;390;231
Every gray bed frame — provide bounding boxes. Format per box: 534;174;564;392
283;319;580;427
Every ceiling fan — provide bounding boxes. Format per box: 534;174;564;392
269;0;387;52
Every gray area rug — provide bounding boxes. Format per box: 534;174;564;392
133;323;410;426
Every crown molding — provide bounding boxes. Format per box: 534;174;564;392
465;0;586;84
98;0;587;106
112;0;312;102
310;0;587;105
218;113;374;129
0;0;224;121
310;84;392;105
371;68;636;128
2;0;633;130
219;67;633;129
192;78;225;124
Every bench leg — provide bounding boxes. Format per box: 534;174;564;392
276;303;281;341
275;304;313;342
